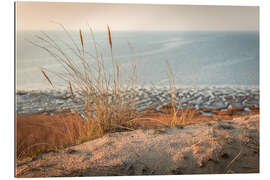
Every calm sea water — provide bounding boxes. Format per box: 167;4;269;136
16;31;259;90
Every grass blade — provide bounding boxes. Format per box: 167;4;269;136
117;63;119;82
79;29;84;55
41;69;54;88
69;81;74;98
107;25;112;50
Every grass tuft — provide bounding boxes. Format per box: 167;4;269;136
32;25;138;142
18;25;198;159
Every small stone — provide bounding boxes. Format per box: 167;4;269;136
244;117;249;121
198;161;205;168
220;152;229;159
67;149;77;154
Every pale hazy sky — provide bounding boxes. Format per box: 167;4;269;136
16;2;259;31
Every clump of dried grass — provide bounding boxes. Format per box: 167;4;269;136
165;60;196;126
20;25;198;159
31;25;138;143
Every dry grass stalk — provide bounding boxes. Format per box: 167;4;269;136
32;24;138;146
225;149;242;173
24;24;196;159
117;63;120;82
69;81;74;98
41;69;54;88
79;29;84;55
165;59;178;126
164;59;197;126
107;25;112;51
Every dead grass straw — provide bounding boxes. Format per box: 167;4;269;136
20;25;196;159
31;25;138;144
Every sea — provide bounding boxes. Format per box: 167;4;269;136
16;31;259;90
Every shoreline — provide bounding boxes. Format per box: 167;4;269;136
16;86;259;115
16;85;260;176
16;84;260;93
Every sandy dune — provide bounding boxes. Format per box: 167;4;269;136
16;114;259;177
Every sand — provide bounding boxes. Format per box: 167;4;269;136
16;114;259;177
16;106;259;159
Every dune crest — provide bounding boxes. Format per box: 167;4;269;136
16;114;259;177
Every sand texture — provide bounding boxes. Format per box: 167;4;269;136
16;114;259;177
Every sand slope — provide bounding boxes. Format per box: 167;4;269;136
16;115;259;177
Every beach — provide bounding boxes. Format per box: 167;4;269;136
16;113;259;177
14;2;262;177
17;86;259;115
16;86;259;176
14;2;261;177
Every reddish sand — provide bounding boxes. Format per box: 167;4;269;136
16;113;259;177
135;105;259;128
16;111;86;159
16;105;259;160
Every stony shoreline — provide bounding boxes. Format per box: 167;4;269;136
16;86;259;116
16;86;260;177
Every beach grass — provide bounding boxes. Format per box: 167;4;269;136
17;26;141;158
18;26;199;159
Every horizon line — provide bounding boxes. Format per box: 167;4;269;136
17;29;260;32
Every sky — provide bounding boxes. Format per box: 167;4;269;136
16;2;259;31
